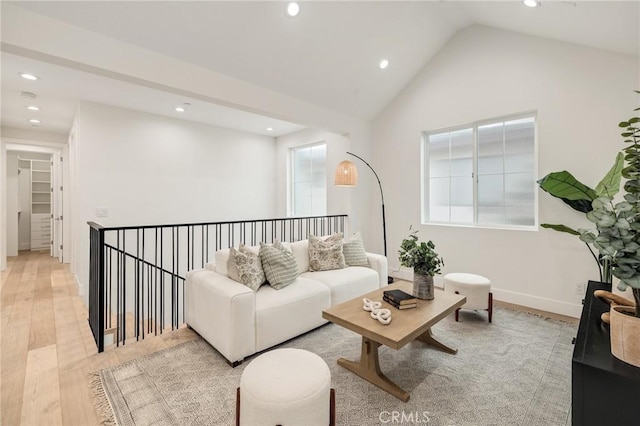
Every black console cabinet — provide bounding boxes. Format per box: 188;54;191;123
572;280;640;426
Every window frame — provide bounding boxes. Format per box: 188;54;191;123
421;112;538;231
289;141;327;217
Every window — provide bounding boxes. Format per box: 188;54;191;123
424;115;536;228
291;143;326;216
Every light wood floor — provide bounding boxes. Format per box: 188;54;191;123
1;251;199;426
1;251;578;425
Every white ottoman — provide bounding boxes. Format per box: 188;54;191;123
443;273;493;323
237;348;334;426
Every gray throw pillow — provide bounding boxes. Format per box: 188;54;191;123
308;233;346;272
259;241;298;290
343;232;369;267
229;246;265;291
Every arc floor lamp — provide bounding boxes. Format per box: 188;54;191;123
335;152;394;284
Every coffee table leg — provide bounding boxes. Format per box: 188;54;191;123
416;328;458;354
337;336;410;402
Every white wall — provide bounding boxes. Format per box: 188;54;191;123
72;102;278;302
372;26;640;317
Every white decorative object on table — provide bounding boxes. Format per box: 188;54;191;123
370;308;392;325
362;298;382;312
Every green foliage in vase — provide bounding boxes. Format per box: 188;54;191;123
398;227;443;276
579;91;640;317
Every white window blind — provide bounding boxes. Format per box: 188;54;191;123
291;143;327;216
424;115;536;228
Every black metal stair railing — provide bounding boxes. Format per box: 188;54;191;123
87;215;347;352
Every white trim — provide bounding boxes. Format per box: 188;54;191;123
491;287;581;319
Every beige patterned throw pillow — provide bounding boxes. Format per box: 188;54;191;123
259;241;298;290
308;233;346;271
343;232;369;267
229;246;265;291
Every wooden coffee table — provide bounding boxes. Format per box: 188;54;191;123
322;281;465;402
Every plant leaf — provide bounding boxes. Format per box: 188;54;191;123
540;223;580;235
537;171;598;208
595;152;624;197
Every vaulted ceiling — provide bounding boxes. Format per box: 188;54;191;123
2;1;638;137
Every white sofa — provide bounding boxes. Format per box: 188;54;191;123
185;239;388;365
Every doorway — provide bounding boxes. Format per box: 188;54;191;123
5;144;64;263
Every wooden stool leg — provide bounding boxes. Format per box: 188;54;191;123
236;388;240;426
488;292;493;323
454;291;461;321
330;388;336;426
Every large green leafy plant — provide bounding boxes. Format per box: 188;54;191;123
537;152;623;282
580;95;640;317
398;227;443;276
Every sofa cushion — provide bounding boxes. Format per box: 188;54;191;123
259;241;298;290
290;240;310;274
229;246;265;291
301;266;379;305
255;277;331;352
308;233;346;272
343;232;369;267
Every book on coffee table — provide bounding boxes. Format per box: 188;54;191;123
383;289;417;305
383;294;417;310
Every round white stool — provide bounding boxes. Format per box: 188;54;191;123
237;348;334;426
443;273;493;323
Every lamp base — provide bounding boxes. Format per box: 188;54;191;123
388;276;394;284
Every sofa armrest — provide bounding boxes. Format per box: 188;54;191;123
366;253;388;288
185;269;256;363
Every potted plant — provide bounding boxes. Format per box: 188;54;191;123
537;152;623;283
579;93;640;367
398;227;443;300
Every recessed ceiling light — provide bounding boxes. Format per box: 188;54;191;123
175;102;191;112
26;105;40;111
523;0;541;7
21;91;37;99
266;127;274;132
379;59;390;70
20;73;40;81
29;119;40;124
286;2;300;17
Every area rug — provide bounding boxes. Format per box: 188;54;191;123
91;307;576;426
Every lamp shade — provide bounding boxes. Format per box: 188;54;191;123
334;160;358;186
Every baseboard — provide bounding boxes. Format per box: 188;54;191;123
389;270;582;318
491;288;582;318
74;273;82;295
